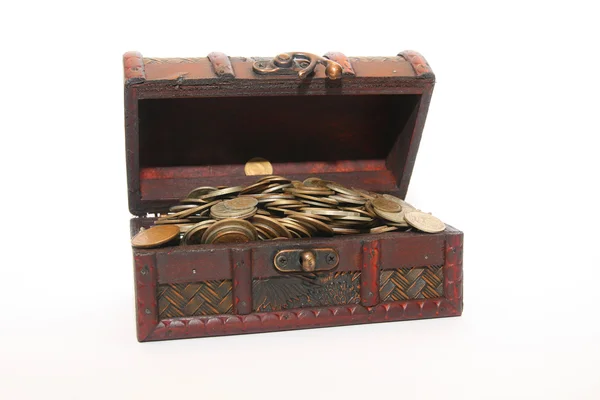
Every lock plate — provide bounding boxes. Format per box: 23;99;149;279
274;249;339;273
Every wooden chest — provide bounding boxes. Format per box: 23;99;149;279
124;50;464;341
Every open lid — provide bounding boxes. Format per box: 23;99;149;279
124;51;435;216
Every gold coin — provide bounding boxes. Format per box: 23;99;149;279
329;195;366;205
299;199;337;208
372;206;406;224
223;197;259;210
282;217;318;234
250;215;293;239
256;175;291;184
331;227;361;235
210;230;253;244
302;177;334;187
179;198;209;204
352;188;379;200
325;183;361;197
200;186;244;199
382;194;417;212
404;211;446;233
240;180;272;194
282;209;332;222
182;220;216;245
370;226;398;234
160;200;220;220
201;219;257;244
294;193;339;205
154;218;192;225
280;219;312;237
261;183;293;194
284;187;335;196
339;207;376;218
286;214;334;235
169;204;201;213
132;225;180;248
300;208;360;217
186;186;217;199
210;202;257;219
372;197;402;213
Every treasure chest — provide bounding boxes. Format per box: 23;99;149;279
124;50;464;342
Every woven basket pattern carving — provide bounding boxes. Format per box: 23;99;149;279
253;272;361;312
158;280;233;319
380;266;443;301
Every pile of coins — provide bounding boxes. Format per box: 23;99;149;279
131;175;446;249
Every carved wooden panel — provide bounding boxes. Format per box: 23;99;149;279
380;266;443;301
253;272;361;312
158;280;233;318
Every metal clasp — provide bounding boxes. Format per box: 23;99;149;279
253;52;343;80
274;248;339;273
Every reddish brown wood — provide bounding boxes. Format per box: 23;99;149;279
207;52;235;78
444;231;464;314
125;50;463;342
398;50;433;77
231;249;252;315
124;51;434;215
134;226;463;341
134;254;158;341
144;299;459;341
324;52;355;76
139;227;446;283
360;240;381;306
123;51;146;84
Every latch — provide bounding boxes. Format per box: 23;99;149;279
273;248;339;273
252;52;343;80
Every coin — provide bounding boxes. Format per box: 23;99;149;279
294;193;339;205
325;183;361;197
160;200;220;220
370;226;398;234
282;209;332;222
261;183;293;193
200;186;244;200
186;186;217;199
329;195;366;205
154;218;193;225
353;188;378;200
240;180;272;194
250;215;293;239
155;175;442;244
382;194;417;212
202;219;258;244
404;211;446;233
286;214;334;235
331;227;361;235
372;206;407;224
372;197;402;213
132;225;180;248
211;230;253;244
285;187;335;196
223;197;259;210
299;199;337;208
169;204;202;213
210;201;257;220
182;220;216;245
300;208;360;217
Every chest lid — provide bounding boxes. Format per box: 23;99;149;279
124;50;435;216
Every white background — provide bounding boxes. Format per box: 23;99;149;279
1;1;599;399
